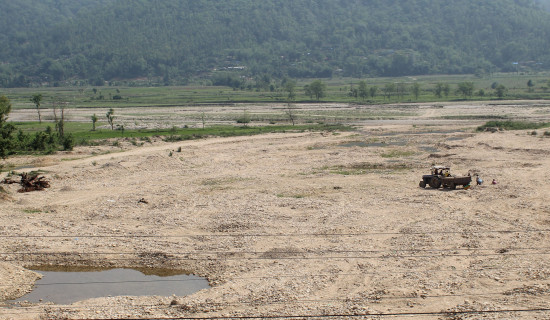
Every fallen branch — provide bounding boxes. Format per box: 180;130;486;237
1;177;19;184
1;173;51;193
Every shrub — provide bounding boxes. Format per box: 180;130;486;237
31;132;51;151
164;135;183;142
477;121;550;132
62;134;75;151
236;116;251;125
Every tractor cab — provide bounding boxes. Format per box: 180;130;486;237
420;165;450;188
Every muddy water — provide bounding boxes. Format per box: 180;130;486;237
14;267;209;304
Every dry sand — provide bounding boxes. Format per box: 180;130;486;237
1;102;550;319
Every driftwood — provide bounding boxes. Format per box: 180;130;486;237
1;177;19;184
2;173;50;193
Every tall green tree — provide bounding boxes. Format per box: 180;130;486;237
91;114;98;131
349;86;358;99
106;108;115;130
495;84;507;98
443;84;450;97
283;79;297;102
457;82;475;99
31;94;43;123
527;79;535;92
305;80;326;101
369;86;378;98
0;96;10;124
396;83;407;100
412;82;421;100
358;81;368;100
0;96;15;158
383;83;396;100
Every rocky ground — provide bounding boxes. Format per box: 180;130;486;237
1;102;550;319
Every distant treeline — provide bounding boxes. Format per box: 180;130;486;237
1;0;550;87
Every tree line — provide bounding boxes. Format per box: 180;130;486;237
305;80;513;102
0;96;74;158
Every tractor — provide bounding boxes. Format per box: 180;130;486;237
419;166;471;190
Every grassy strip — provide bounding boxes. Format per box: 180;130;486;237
380;150;416;158
11;122;353;146
78;124;352;143
477;120;550;131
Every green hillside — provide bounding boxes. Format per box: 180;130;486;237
536;0;550;10
1;0;550;87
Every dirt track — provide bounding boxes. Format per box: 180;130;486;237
1;102;550;319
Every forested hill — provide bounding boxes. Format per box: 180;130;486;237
536;0;550;10
2;0;550;87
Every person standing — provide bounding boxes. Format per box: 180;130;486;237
476;175;483;185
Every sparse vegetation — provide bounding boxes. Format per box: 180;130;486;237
380;150;416;158
23;209;42;214
236;111;251;126
477;121;550;132
326;162;413;175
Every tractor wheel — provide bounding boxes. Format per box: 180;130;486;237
429;177;441;189
450;183;456;190
419;181;426;188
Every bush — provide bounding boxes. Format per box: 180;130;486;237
31;132;51;151
477;121;550;132
236;116;251;125
62;134;75;151
164;135;183;142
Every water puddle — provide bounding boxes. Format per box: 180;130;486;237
379;130;464;136
339;141;407;148
13;267;209;304
419;146;439;153
446;135;473;141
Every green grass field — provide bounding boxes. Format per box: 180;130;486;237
2;72;550;111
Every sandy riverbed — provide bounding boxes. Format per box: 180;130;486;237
1;102;550;319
